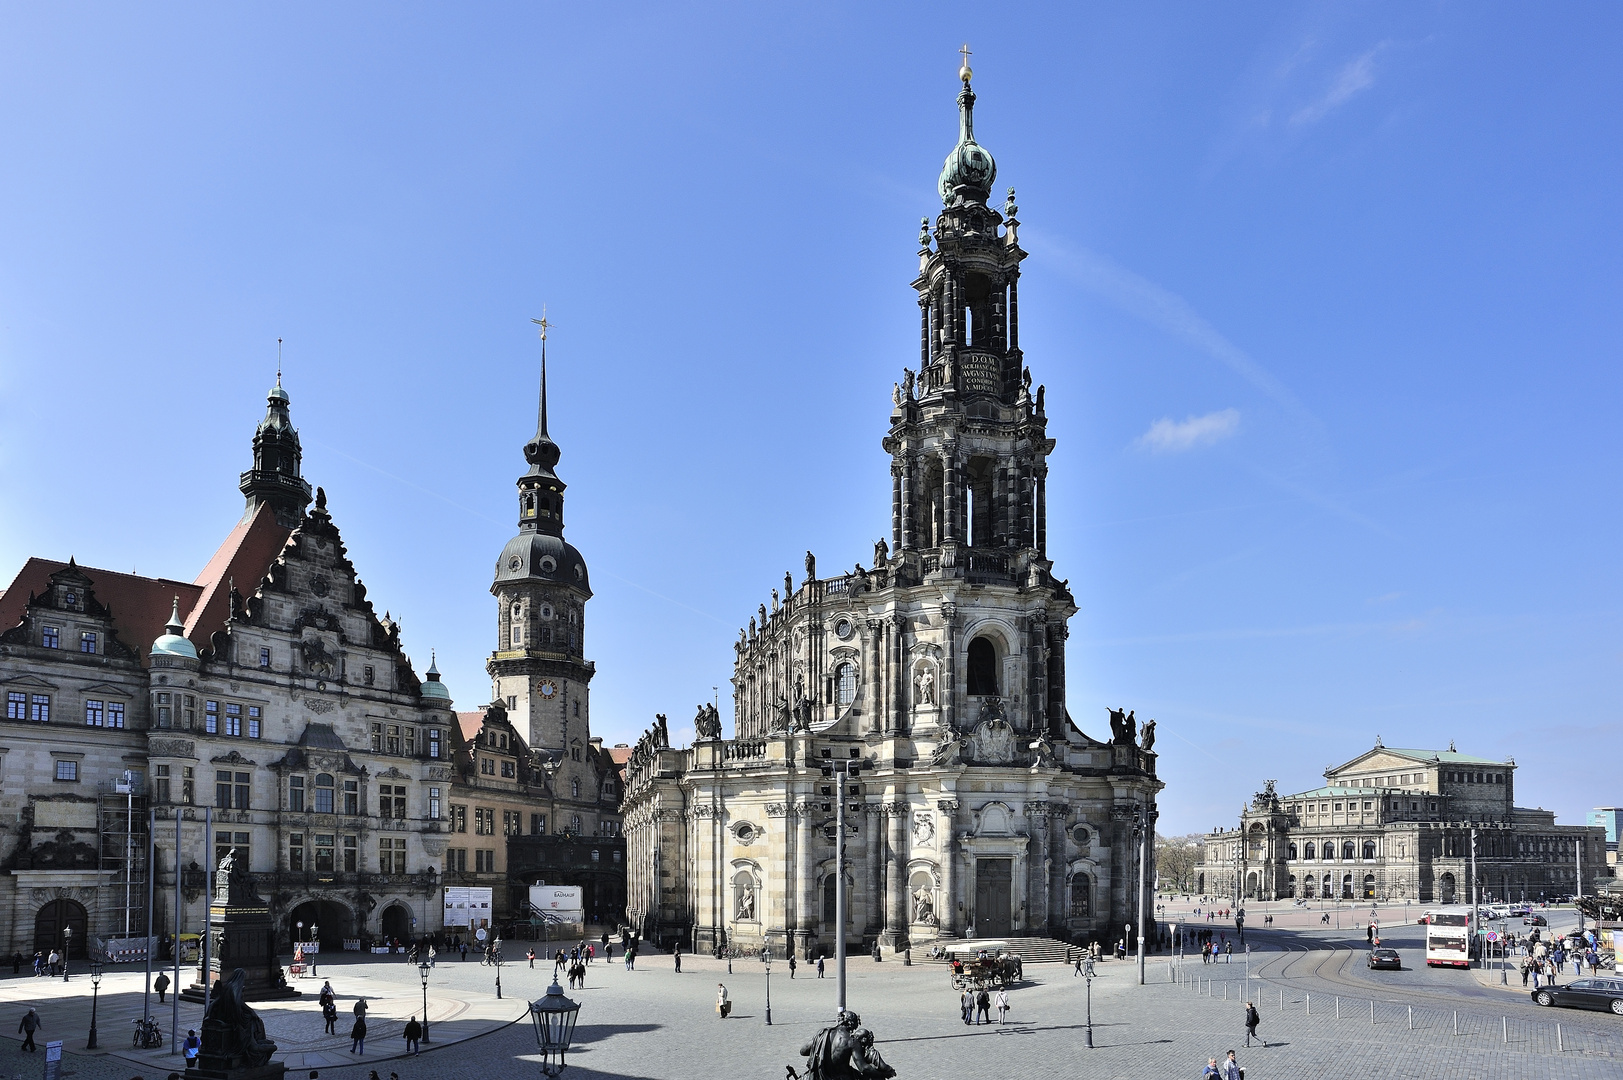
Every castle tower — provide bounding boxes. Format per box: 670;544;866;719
238;374;313;528
488;327;595;753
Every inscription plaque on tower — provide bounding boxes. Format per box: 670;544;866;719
959;352;1001;396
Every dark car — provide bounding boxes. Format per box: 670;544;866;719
1532;977;1623;1015
1368;948;1402;970
1524;914;1548;927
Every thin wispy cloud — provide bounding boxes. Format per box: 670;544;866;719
1027;235;1322;433
1136;409;1240;453
1291;43;1387;126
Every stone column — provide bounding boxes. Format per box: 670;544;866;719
891;464;904;552
1008;275;1020;351
868;619;885;735
942;443;959;545
1025;609;1047;735
919;295;930;369
795;802;816;951
863;805;883;940
937;800;959;935
1035;463;1048;558
1026;803;1049;931
941;602;958;733
1046;622;1067;741
890;615;906;736
884;803;909;948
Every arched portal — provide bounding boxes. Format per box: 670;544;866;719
35;898;88;959
288;899;355;950
1363;874;1376;899
381;903;413;943
1245;871;1259;899
966;637;998;696
1439;872;1457;904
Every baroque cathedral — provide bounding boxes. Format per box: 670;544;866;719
621;61;1162;958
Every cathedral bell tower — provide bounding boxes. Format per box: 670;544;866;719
886;50;1053;569
488;321;595;754
239;374;314;528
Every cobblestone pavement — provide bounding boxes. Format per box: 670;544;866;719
6;948;1621;1080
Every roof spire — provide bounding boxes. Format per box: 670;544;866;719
530;309;554;439
166;594;184;636
276;337;283;388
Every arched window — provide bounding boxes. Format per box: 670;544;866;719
1363;840;1377;860
571;778;580;799
1341;873;1353;899
1288;843;1298;860
1069;875;1091;918
314;773;335;814
510;603;524;646
967;637;998;695
1342;841;1355;860
834;663;857;708
1303;841;1315;860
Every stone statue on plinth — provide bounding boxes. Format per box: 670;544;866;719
792;1010;896;1080
200;967;279;1071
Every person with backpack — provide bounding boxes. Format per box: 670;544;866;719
155;971;171;1004
323;1000;338;1035
183;1029;201;1069
1244;1001;1262;1047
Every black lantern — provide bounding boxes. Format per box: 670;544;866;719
528;981;581;1078
87;961;104;1048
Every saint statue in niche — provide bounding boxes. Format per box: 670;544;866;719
737;883;756;920
914;666;936;707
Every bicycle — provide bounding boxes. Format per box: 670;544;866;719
132;1017;164;1050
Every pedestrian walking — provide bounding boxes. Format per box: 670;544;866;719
350;1015;367;1055
716;983;731;1019
428;944;437;968
975;989;991;1025
48;949;61;977
1244;1002;1261;1047
960;991;973;1025
354;997;368;1019
1202;1058;1221;1079
403;1016;422;1055
9;953;18;974
817;956;825;979
459;942;468;962
155;971;171;1003
323;1001;338;1035
1220;1049;1242;1080
183;1029;201;1069
788;954;797;979
673;944;682;973
18;1007;42;1051
994;989;1009;1024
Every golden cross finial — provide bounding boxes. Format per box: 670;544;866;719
530;307;553;341
958;43;973;84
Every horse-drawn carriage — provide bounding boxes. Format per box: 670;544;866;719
944;941;1023;991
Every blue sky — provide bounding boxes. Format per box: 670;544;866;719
1;5;1618;836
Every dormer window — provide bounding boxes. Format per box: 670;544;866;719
41;626;59;649
80;632;97;653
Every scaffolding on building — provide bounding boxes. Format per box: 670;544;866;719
96;773;152;961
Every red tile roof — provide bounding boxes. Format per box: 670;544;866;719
456;710;485;742
0;558;202;665
184;504;293;650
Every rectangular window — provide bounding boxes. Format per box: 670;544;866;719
387;725;401;755
259;647;271;668
235;771;250;809
215;830;249;867
342;779;358;816
224;702;242;737
289;776;305;812
363;665;374;686
428;729;442;759
314;834;335;872
216;770;232;809
501;760;516;778
41;626;59;649
379;837;406;875
446;848;467;873
531;813;545;835
475;807;494;835
80;631;97;653
404;727;416;756
342;835;357;872
6;692;25;719
85;700;104;726
428;787;441;821
480;757;495;775
289;833;305;871
205;700;219;734
380;784;407;819
450;804;467;833
30;694;50;722
371;722;383;752
475;849;495;873
155;764;171;804
503;810;519;836
55;759;79;781
247;706;261;739
182;766;194;804
314;779;334;814
107;702;124;729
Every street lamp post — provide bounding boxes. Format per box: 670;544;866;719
1083;955;1096;1048
418;961;432;1043
529;980;581;1079
63;926;72;982
762;949;772;1026
87;962;104;1048
820;757;864;1012
493;937;504;1000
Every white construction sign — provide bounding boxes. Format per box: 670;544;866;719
443;885;493;930
529;885;583;922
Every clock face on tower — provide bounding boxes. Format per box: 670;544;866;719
538;680;558;699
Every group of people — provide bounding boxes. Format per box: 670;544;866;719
1519;934;1605;987
957;987;1010;1024
17;950;63;977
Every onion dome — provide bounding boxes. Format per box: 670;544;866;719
150;596;198;660
938;57;996;205
420;651;452;704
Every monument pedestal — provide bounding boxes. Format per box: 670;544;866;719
180;849;299;1003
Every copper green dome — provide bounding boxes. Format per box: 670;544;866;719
938;68;996;205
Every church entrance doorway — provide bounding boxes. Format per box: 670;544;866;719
288;899;354;950
35;898;88;960
974;859;1013;937
381;903;412;944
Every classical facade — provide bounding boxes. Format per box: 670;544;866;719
1198;741;1611;904
622;63;1162;959
453;343;625;929
0;379;459;958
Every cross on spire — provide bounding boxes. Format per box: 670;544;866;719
958;43;973;84
530;307;553;342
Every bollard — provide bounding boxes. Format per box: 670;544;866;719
1370;1000;1374;1024
1453;1010;1458;1036
1335;997;1340;1019
1408;1005;1413;1030
1279;988;1283;1012
1558;1024;1563;1053
1224;983;1228;1000
1502;1017;1507;1044
1306;992;1311;1016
